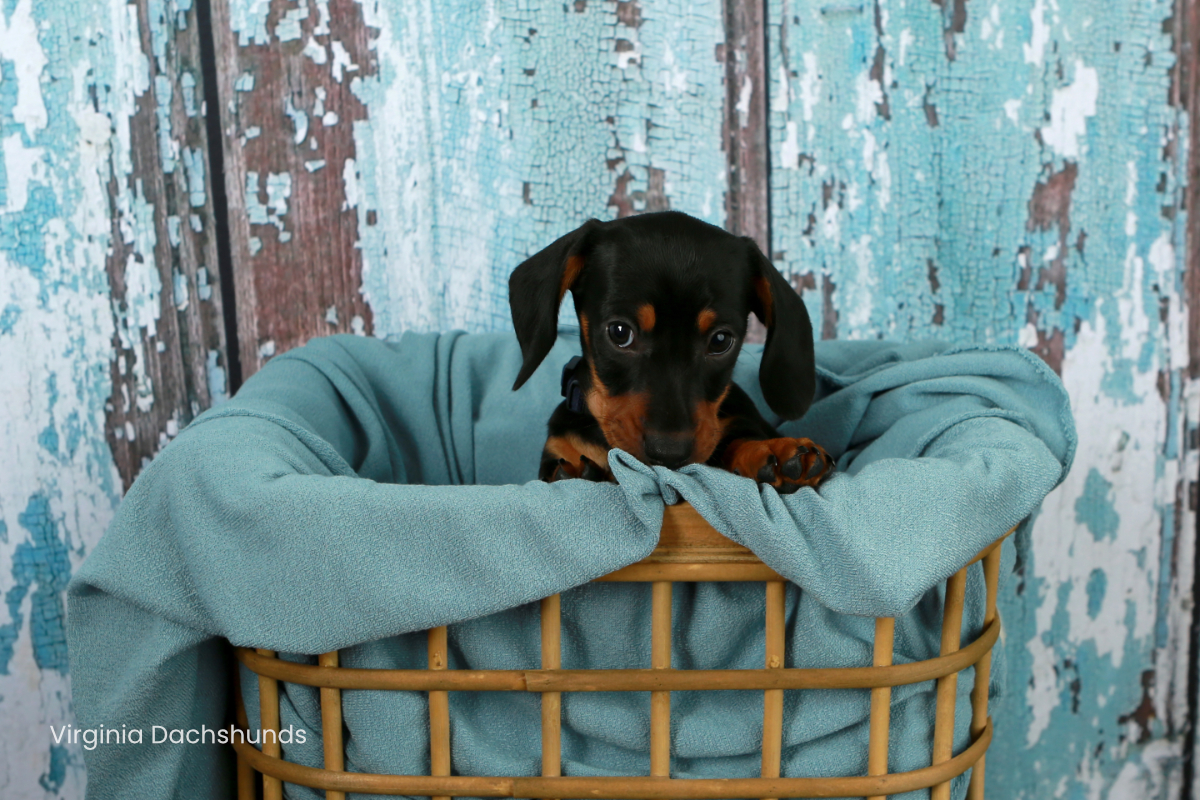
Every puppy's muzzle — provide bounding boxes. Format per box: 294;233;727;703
643;431;694;470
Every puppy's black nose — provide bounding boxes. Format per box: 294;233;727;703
643;432;694;469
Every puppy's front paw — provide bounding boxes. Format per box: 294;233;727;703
724;437;834;494
543;455;611;483
540;434;613;483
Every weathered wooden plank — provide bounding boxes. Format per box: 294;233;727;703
0;0;227;797
105;0;229;489
215;0;731;354
721;0;770;252
767;0;1195;796
768;0;943;342
212;0;377;378
721;0;770;344
1178;0;1200;383
1168;2;1200;794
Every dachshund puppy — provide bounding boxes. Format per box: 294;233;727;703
509;211;833;493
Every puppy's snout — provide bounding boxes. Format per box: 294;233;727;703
643;432;694;469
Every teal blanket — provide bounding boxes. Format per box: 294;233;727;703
67;331;1074;799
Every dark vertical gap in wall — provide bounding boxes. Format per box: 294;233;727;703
1186;496;1199;800
722;0;773;354
195;0;243;394
760;0;773;259
1186;447;1199;799
1180;1;1200;797
721;0;744;240
722;0;773;340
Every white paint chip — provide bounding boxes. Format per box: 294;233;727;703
1024;0;1049;66
1040;61;1099;159
342;158;359;211
799;53;820;123
735;77;753;129
0;0;49;135
3;134;45;213
331;41;356;83
780;121;800;171
1004;99;1022;125
285;97;309;145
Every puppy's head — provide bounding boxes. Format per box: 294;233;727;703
510;211;815;468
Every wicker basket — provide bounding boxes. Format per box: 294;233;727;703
233;503;1010;800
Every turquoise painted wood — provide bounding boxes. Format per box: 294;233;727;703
0;0;226;796
766;0;1195;796
215;0;735;376
347;0;733;337
0;0;1195;797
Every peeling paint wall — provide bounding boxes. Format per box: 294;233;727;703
347;0;731;336
1;0;1196;798
0;0;225;797
215;0;736;376
767;0;1195;797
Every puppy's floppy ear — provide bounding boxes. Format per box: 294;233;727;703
746;238;816;420
510;219;601;390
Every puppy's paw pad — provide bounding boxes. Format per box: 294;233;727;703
548;459;577;482
579;455;609;482
727;437;835;491
755;455;778;484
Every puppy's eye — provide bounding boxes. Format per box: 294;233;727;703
608;322;636;349
708;330;735;355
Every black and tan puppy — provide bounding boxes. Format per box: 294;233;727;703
510;211;833;493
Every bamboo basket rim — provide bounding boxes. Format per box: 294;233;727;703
235;507;1015;692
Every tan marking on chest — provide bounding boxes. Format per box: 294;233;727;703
691;385;732;463
586;362;649;459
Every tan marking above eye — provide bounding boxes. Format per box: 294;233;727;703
697;308;718;333
691;385;731;464
637;304;656;332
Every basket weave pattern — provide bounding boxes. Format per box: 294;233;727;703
234;504;1009;800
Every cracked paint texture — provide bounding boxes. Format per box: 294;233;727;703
2;0;1196;798
768;0;1193;797
0;0;119;794
342;0;731;335
0;0;224;796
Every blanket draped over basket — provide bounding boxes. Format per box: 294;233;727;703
66;331;1075;800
